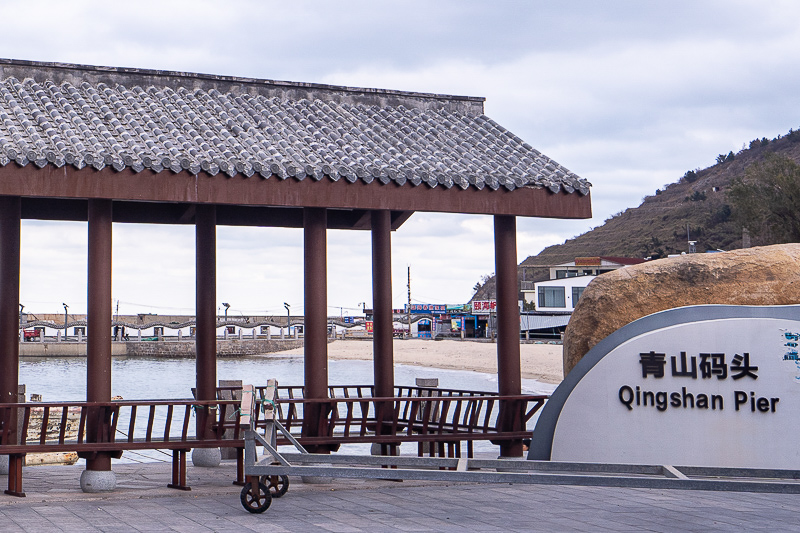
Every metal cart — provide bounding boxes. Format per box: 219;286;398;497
237;383;800;513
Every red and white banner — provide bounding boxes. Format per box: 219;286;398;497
471;300;496;314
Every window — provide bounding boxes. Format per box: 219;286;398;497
572;286;585;305
555;270;579;279
538;286;566;308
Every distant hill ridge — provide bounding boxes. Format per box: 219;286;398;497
472;128;800;300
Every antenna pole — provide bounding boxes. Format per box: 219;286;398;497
687;223;697;253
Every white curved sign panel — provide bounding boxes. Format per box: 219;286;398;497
530;305;800;469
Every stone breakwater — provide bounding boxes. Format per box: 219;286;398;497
126;339;305;357
19;339;305;358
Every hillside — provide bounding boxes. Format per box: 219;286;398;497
472;128;800;300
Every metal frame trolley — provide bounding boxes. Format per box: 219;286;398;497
237;382;800;513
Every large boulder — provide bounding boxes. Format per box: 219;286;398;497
563;243;800;376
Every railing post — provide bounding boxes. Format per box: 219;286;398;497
218;379;243;460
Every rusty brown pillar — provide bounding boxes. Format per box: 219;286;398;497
0;196;21;454
86;199;113;473
494;214;522;457
371;210;394;446
302;207;329;451
195;205;217;440
371;210;394;398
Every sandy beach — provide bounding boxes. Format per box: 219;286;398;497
278;339;564;384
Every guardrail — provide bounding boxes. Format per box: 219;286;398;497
0;399;242;496
239;384;501;400
257;394;544;450
228;385;546;457
1;386;548;496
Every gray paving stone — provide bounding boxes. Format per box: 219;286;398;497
5;462;800;532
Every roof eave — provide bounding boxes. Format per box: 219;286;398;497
0;164;592;222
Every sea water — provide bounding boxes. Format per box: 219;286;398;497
19;354;557;400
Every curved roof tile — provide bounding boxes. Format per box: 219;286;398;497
0;62;590;195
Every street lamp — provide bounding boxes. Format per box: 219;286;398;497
283;302;290;335
62;303;69;340
222;302;230;321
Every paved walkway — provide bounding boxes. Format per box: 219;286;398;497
2;460;800;532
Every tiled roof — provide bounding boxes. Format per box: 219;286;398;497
0;60;590;195
598;257;647;265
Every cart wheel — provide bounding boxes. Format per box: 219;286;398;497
240;481;272;513
261;475;290;497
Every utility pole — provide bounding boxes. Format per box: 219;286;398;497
114;299;120;341
406;266;411;339
63;302;69;341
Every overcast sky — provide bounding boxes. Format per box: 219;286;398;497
3;0;800;317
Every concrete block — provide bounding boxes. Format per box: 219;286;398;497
192;447;221;467
80;469;117;492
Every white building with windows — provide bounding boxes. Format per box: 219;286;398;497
525;257;646;313
532;276;594;312
549;256;645;280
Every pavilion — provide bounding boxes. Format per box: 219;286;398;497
0;58;591;489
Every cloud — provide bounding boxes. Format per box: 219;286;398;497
7;1;800;315
319;9;800;225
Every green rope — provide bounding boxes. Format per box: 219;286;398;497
190;404;219;415
261;399;276;413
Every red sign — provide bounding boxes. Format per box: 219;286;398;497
575;257;602;267
471;300;497;314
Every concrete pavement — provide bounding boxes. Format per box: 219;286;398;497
2;460;800;532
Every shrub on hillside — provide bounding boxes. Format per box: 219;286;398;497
716;151;735;164
686;190;707;202
729;154;800;243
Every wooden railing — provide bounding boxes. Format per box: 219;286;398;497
253;394;544;445
211;385;546;451
225;385;547;457
0;399;243;495
1;387;548;495
0;399;242;454
252;384;502;400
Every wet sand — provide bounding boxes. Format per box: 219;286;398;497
278;338;564;384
